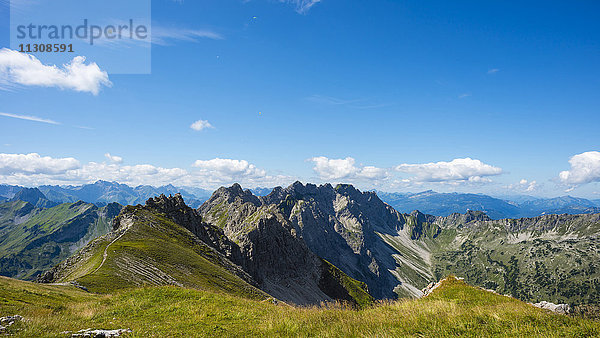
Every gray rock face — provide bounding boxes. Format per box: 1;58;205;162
261;182;410;299
200;185;341;305
200;182;436;300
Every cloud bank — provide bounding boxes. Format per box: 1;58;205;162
0;153;290;188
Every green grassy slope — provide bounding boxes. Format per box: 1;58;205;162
0;201;120;280
48;206;268;300
431;215;600;306
319;259;373;309
1;276;598;337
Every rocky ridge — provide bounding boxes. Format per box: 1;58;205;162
39;193;371;306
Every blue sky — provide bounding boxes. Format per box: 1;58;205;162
0;0;599;198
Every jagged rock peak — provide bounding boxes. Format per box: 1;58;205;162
145;193;187;213
208;183;261;206
463;210;492;222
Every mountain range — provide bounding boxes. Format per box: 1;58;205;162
4;182;590;309
1;181;600;308
3;182;600;220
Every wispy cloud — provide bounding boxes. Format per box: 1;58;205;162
307;95;391;110
308;95;362;106
458;93;471;99
87;24;223;49
245;0;321;14
152;27;223;46
282;0;322;14
0;112;60;125
487;68;500;74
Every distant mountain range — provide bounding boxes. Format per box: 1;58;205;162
377;190;600;219
1;181;211;209
1;181;599;220
0;197;122;280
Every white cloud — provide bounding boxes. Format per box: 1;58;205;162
104;153;123;164
357;166;389;180
0;112;60;125
190;119;214;131
0;48;111;95
396;158;502;183
0;153;80;175
508;179;538;192
309;156;389;181
488;68;500;74
310;157;357;180
559;151;600;186
458;93;471;99
192;158;266;180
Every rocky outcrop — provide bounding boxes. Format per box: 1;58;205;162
143;194;242;263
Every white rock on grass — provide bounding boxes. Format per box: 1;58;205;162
70;328;132;337
533;301;571;314
0;315;23;326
